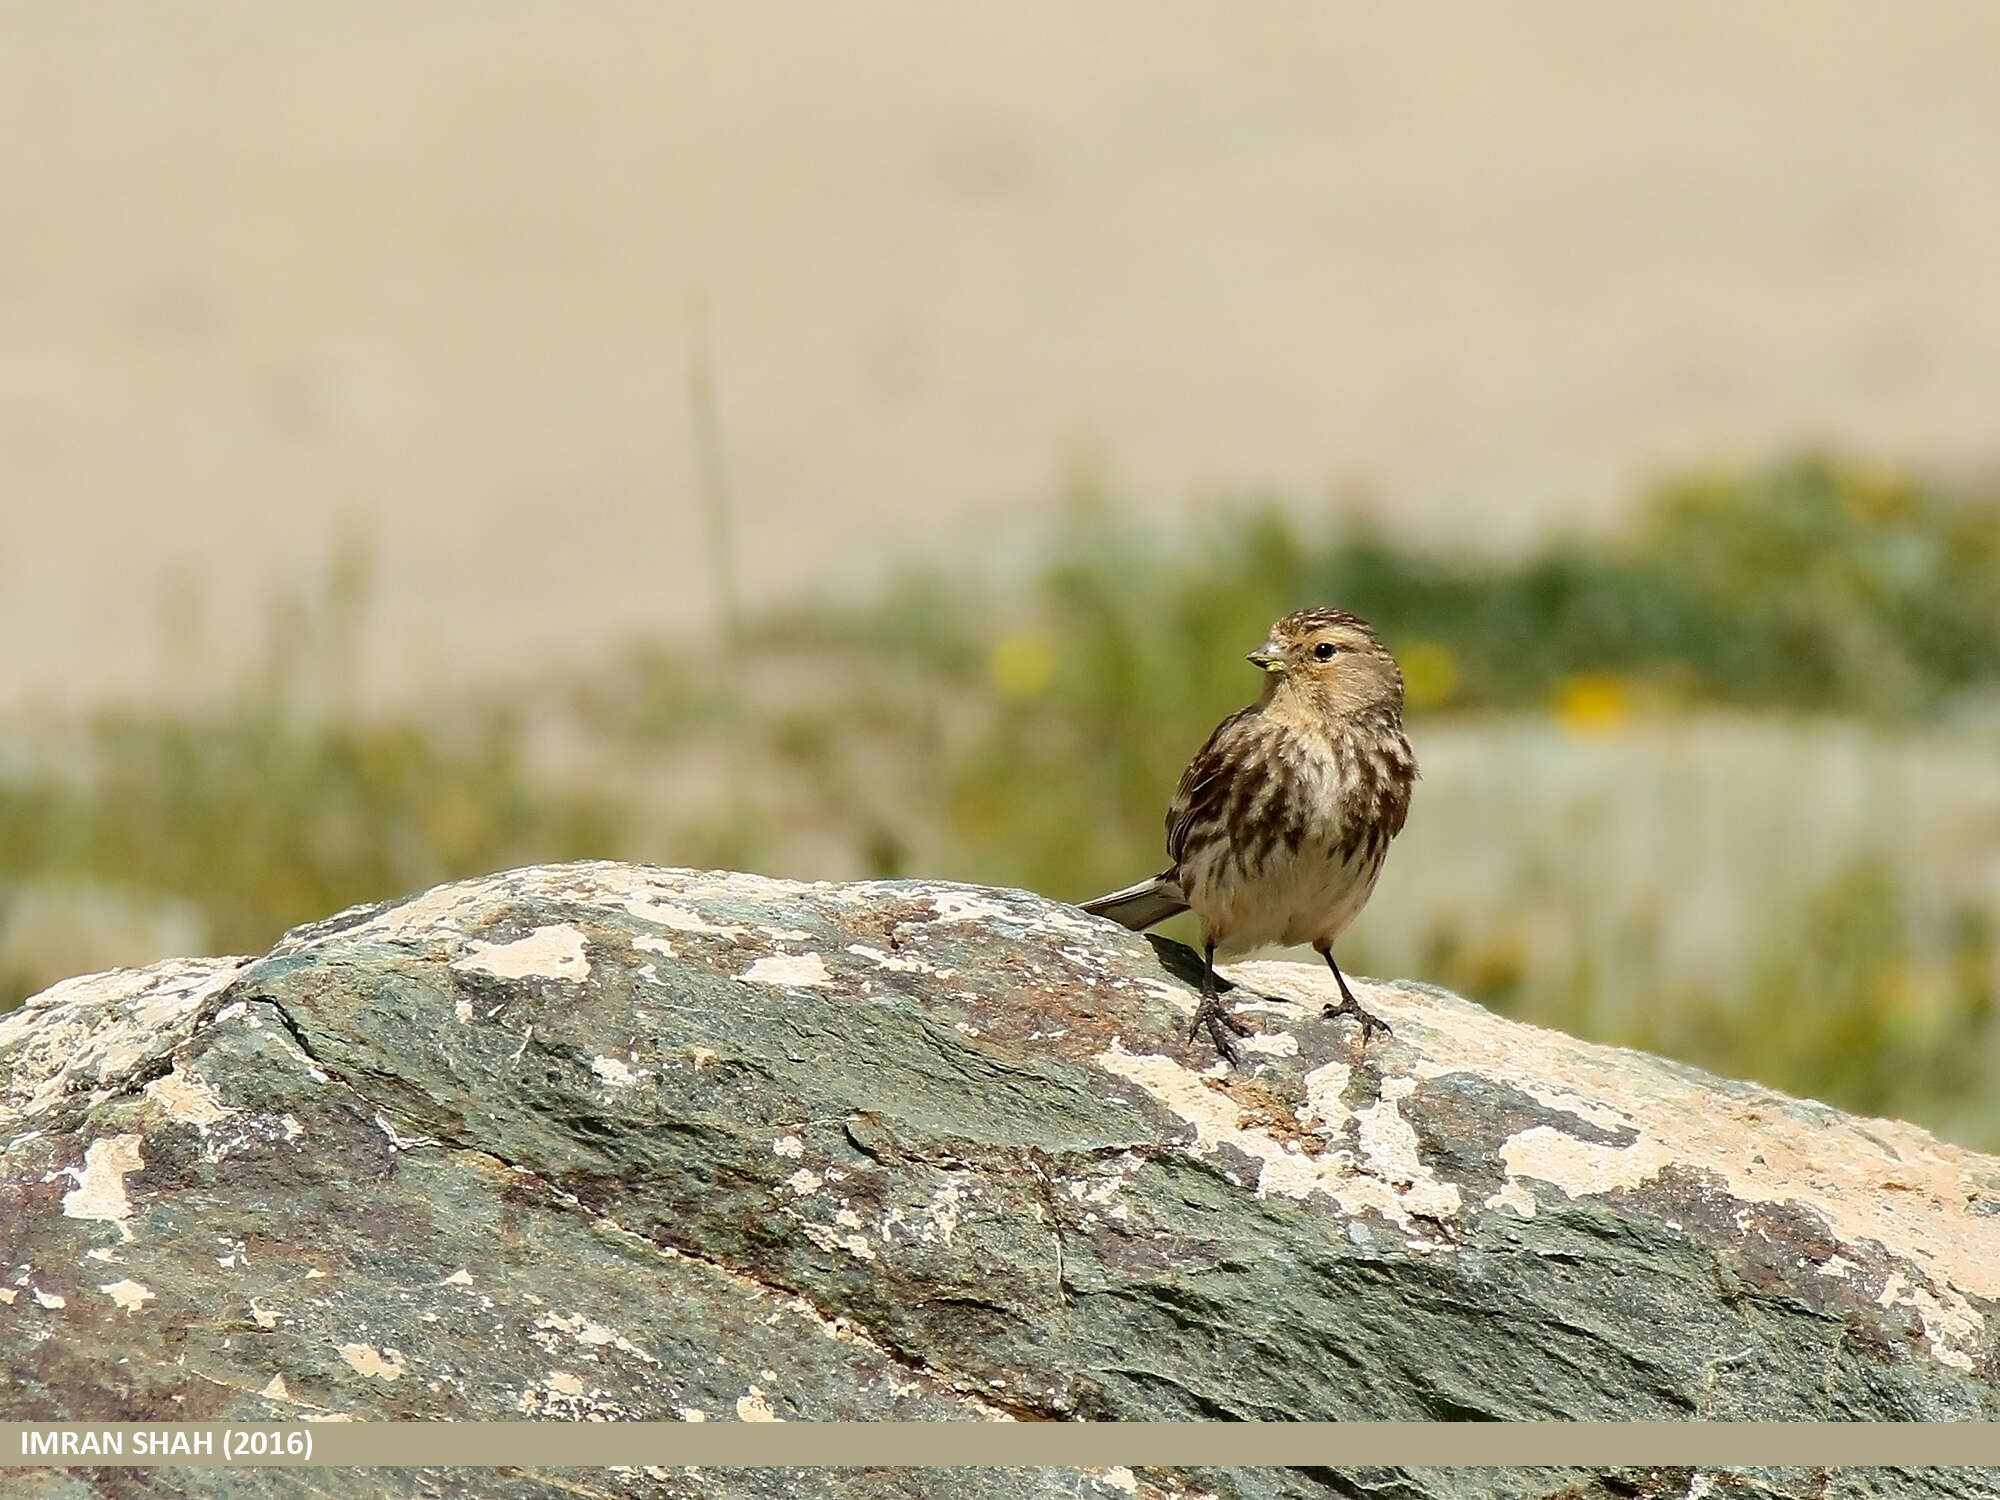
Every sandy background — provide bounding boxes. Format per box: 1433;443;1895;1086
5;2;1998;710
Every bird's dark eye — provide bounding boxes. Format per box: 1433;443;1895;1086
1313;641;1338;660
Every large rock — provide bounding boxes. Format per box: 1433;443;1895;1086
3;862;1997;1499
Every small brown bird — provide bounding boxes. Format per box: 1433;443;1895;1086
1081;607;1417;1059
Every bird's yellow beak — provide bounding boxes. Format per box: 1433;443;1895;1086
1246;643;1286;673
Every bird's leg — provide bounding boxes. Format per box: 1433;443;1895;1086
1317;948;1392;1041
1187;937;1251;1063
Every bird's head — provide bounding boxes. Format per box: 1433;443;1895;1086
1247;608;1405;718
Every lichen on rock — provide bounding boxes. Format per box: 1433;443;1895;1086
3;861;1998;1500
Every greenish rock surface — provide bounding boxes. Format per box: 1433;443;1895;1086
3;862;1997;1499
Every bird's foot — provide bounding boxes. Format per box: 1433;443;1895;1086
1188;991;1253;1065
1321;993;1393;1042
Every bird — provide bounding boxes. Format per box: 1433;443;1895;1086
1080;607;1417;1060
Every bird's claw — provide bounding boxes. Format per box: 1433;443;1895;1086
1322;996;1393;1042
1188;993;1252;1064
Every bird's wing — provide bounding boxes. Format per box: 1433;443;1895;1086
1165;705;1261;869
1330;718;1418;863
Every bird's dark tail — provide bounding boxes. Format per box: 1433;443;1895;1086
1079;873;1190;932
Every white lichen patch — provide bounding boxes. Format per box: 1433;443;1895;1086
1;958;251;1128
679;870;799;902
1036;908;1117;938
1498;1124;1672;1207
772;1135;805;1159
1355;1077;1430;1186
1236;1030;1299;1059
736;1386;782;1422
1514;1086;1637;1136
1064;1158;1142;1225
920;1183;967;1246
350;878;506;945
737;953;832;988
785;1169;824;1196
927;892;1015;925
923;888;1103;939
451;925;590;983
1899;1284;1982;1374
845;944;943;976
1228;955;2000;1372
616;896;746;939
1229;994;1313;1022
338;1342;406;1381
633;935;679;959
1484;1179;1540;1218
98;1278;154;1312
249;1300;280;1328
534;1310;659;1364
1132;978;1196;1018
62;1134;146;1234
799;1220;878;1262
1094;1042;1459;1228
1056;945;1112;974
515;1367;634;1420
1300;1060;1352;1133
34;1288;67;1309
590;1055;644;1090
142;1063;235;1127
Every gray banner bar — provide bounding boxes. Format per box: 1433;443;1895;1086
5;1422;2000;1469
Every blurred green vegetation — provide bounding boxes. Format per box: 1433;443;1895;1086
846;453;2000;902
3;454;1998;1147
1692;859;1996;1131
0;709;625;968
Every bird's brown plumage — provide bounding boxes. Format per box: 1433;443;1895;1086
1081;607;1418;1058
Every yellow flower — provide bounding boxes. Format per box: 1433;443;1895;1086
989;631;1056;701
1555;673;1630;736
